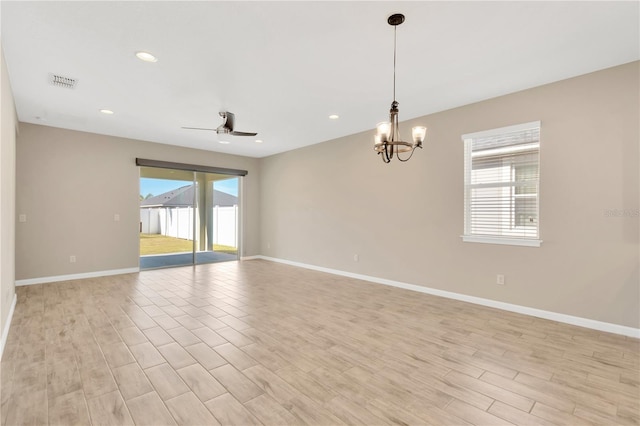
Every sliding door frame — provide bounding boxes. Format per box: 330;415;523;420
138;158;247;268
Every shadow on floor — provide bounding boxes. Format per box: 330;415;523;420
140;251;238;270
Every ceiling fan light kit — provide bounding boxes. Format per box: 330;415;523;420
374;13;426;163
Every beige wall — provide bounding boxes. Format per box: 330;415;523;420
1;45;17;338
259;62;640;329
15;124;260;280
12;62;640;329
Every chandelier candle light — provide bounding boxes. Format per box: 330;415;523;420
374;13;426;163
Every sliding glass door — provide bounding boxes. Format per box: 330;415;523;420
139;165;241;270
194;172;239;265
139;168;196;269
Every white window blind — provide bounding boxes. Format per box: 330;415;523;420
462;121;541;247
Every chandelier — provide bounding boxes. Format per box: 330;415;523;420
374;13;426;163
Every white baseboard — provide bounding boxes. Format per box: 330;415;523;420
15;267;140;286
1;293;17;359
240;256;260;261
256;256;640;339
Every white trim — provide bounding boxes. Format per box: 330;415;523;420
0;293;17;359
462;120;541;140
255;256;639;339
240;256;260;261
15;267;140;286
462;235;542;247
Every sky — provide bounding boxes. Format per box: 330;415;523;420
140;177;239;198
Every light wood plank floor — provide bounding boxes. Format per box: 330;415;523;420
1;260;638;425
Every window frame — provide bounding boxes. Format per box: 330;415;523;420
461;121;542;248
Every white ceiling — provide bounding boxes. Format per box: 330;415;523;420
2;1;638;158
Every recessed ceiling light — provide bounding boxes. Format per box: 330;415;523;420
255;139;263;143
135;51;158;63
99;109;114;115
219;140;230;144
329;114;339;120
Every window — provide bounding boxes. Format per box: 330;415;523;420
462;121;541;247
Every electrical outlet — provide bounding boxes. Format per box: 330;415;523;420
114;213;120;222
267;242;271;249
497;274;505;285
70;255;76;263
354;254;359;262
18;214;27;223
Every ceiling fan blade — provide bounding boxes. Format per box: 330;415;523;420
181;126;216;131
230;131;258;136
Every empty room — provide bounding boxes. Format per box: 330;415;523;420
0;1;638;425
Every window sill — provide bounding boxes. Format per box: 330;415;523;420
461;235;542;247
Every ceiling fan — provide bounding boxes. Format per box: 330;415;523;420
182;111;257;136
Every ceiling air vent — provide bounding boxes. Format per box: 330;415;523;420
49;73;77;89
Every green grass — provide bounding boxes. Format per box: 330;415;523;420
140;234;237;256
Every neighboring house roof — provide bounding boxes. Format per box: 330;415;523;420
141;185;238;207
